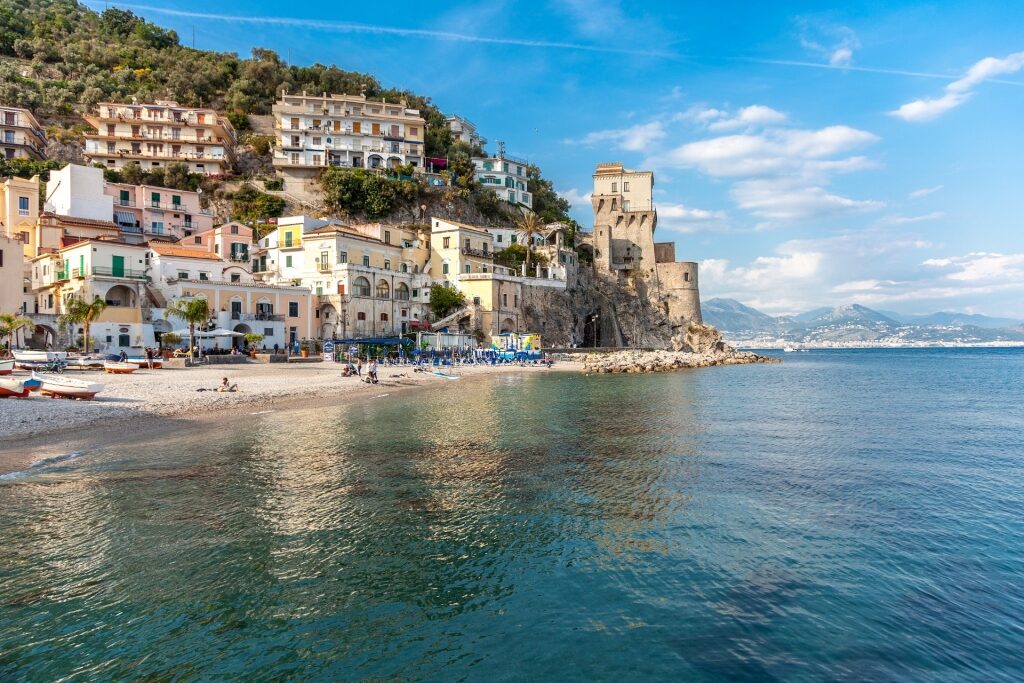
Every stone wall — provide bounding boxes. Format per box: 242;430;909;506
656;261;702;325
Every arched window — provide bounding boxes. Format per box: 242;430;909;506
353;276;371;297
395;283;410;301
376;279;390;299
400;263;408;273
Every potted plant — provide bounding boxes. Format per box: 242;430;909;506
244;333;264;358
161;333;182;359
300;338;310;358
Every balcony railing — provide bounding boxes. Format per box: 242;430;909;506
461;247;493;258
56;271;69;282
114;198;137;207
233;312;284;322
119;225;144;234
92;265;146;279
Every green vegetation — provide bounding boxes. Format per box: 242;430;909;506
428;285;466;320
0;313;33;351
230;184;285;224
494;243;549;276
98;160;209;193
0;156;62;181
57;295;107;353
319;167;421;219
164;298;210;358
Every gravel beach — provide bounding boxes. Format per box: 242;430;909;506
0;360;580;473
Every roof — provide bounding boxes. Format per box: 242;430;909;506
431;218;492;235
40;212;119;230
149;243;223;261
305;225;384;244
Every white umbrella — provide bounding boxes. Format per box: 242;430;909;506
171;328;244;338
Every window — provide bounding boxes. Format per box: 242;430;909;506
412;288;419;298
624;181;630;191
623;200;630;212
376;280;390;298
515;295;519;307
384;259;391;270
442;237;450;248
497;234;503;243
684;272;689;282
230;225;239;235
194;236;202;244
511;235;518;244
380;313;388;321
231;273;241;283
18;196;29;216
357;312;366;321
464;264;471;274
284;233;293;247
611;182;617;193
199;272;208;281
442;263;449;275
338;251;348;264
320;250;329;268
285;255;293;268
353;277;371;296
503;293;507;306
400;263;408;273
264;328;273;336
410;126;418;136
362;254;370;267
288;302;299;317
178;271;188;279
384;230;391;244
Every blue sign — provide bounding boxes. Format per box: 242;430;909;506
323;340;335;353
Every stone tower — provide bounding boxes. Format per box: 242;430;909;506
589;162;702;339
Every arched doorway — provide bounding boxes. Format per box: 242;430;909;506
27;324;57;350
232;323;251;350
319;304;338;339
500;318;515;334
104;284;137;308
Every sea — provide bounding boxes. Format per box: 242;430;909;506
1;348;1023;681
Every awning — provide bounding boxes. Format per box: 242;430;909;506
114;211;135;226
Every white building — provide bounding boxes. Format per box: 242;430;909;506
473;150;532;209
446;115;485;148
45;164;114;222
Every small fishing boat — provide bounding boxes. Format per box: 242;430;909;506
23;375;42;392
66;356;106;369
104;361;137;374
0;378;28;398
430;371;461;380
13;350;67;363
34;373;104;400
126;357;163;369
0;359;14;375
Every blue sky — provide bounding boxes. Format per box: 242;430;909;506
87;1;1024;317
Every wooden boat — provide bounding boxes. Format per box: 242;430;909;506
104;361;137;374
13;350;67;363
0;378;28;398
23;376;42;392
0;359;14;375
66;356;106;369
34;373;103;400
126;357;163;369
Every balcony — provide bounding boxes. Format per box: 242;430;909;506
229;254;250;263
232;312;284;322
119;225;144;234
114;198;137;207
461;247;493;259
92;265;147;280
56;270;69;282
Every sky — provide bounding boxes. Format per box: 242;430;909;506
85;0;1024;317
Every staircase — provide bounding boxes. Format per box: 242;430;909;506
430;306;472;332
144;283;167;308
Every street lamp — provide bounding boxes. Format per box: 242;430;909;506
592;313;600;349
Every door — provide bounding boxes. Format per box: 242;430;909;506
112;255;125;278
118;334;131;348
78;254;84;277
119;189;129;205
231;300;242;320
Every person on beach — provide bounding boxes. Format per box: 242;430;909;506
356;357;363;377
367;359;379;384
217;377;238;392
118;349;128;363
144;347;154;369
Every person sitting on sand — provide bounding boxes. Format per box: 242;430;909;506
216;377;238;392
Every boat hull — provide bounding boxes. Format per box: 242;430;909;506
0;359;13;375
34;373;103;400
104;362;136;374
126;358;163;369
13;350;67;363
0;378;28;398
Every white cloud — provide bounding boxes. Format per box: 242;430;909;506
707;105;788;131
657;202;729;233
923;252;1024;282
731;178;884;221
909;185;943;199
699;248;825;313
798;20;860;68
658;125;879;179
558;188;592;210
831;279;900;293
891;51;1024;122
578;121;666;152
880;211;946;225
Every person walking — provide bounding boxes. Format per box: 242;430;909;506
145;347;154;369
356;357;364;377
368;359;379;384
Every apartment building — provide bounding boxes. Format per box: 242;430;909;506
473;151;532;209
254;217;432;338
0;106;46;161
446;115;485;148
83;100;236;175
272;91;426;194
107;181;213;239
0;234;26;316
181;221;254;263
148;242;312;350
429;218;497;285
1;175;40;258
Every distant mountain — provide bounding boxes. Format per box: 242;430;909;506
701;298;779;333
701;299;1024;345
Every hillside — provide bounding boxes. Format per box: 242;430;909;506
701;299;1024;345
0;0;575;228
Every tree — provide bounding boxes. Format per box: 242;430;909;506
164;298;209;359
516;212;546;274
428;284;466;320
527;164;573;223
0;313;32;352
58;296;107;353
163;162;190;190
231;184;285;223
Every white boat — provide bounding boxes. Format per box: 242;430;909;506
126;357;163;369
0;359;14;375
104;361;137;374
0;378;28;398
34;372;104;400
66;356;106;369
13;350;67;363
783;346;796;353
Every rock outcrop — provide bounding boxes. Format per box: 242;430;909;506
580;348;778;374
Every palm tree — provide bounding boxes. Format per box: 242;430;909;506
164;298;209;359
0;313;33;354
58;296;107;354
516;212;546;275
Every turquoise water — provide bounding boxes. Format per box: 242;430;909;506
2;349;1023;680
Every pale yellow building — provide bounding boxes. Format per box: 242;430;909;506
0;234;26;316
83;100;236;175
428;218;497;284
0;175;40;257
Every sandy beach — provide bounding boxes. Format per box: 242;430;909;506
0;360;581;473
